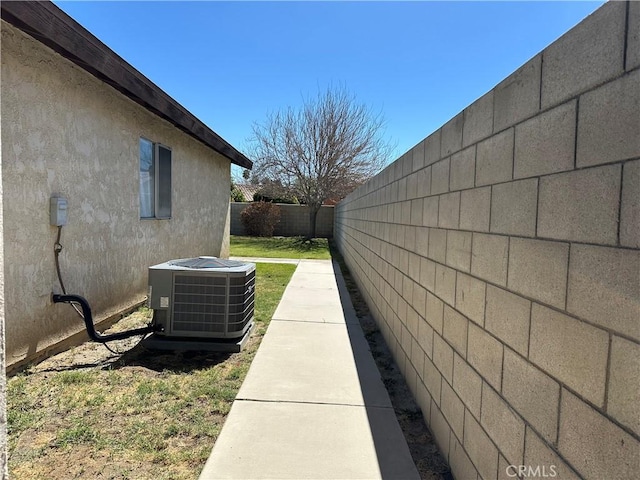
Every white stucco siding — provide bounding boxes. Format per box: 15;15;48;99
0;68;7;475
1;22;231;368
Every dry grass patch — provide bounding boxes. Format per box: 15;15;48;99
7;262;295;480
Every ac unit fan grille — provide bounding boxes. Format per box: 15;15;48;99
171;271;255;335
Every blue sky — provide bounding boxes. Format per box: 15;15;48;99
54;1;604;177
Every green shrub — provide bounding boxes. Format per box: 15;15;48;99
240;201;280;237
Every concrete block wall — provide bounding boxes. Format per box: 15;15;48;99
335;3;639;479
231;202;334;238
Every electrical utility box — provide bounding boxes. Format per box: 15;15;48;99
50;196;68;226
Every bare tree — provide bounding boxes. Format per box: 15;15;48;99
248;86;393;239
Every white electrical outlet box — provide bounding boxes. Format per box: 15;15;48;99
50;196;68;226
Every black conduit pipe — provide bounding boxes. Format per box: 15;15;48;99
52;293;157;343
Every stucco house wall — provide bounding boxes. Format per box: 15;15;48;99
0;131;6;477
335;2;639;479
1;17;237;370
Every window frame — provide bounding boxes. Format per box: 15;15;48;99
154;142;172;220
139;137;172;220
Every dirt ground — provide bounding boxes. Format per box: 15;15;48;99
26;310;241;374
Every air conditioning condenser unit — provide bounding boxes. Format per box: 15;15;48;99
148;257;255;340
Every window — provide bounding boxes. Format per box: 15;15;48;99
140;138;172;219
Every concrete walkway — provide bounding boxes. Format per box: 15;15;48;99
199;258;420;480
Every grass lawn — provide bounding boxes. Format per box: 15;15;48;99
7;262;295;480
230;235;331;260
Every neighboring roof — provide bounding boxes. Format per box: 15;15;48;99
1;1;252;170
234;184;261;202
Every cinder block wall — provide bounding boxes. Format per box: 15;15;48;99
335;3;639;479
231;203;334;237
